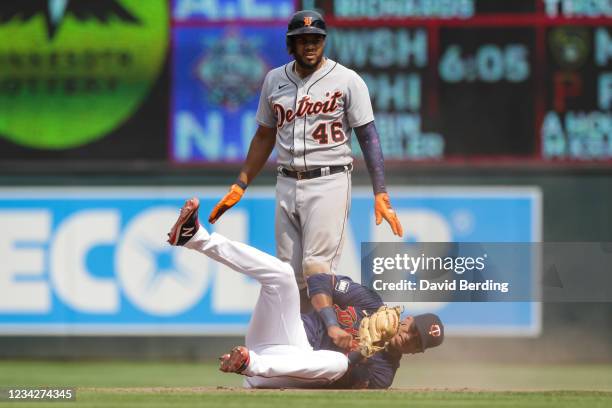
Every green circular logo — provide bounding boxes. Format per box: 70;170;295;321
0;0;168;149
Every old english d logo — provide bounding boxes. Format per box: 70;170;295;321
429;324;441;337
303;16;313;26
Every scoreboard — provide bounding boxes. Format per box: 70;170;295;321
1;0;611;167
302;0;612;163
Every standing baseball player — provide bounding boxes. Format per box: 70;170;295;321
169;198;443;389
208;10;403;298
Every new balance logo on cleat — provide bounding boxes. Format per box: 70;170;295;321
168;197;200;246
181;227;195;238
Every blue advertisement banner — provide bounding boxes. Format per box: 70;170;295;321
171;26;289;163
0;187;541;336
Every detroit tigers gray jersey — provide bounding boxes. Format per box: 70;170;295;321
256;58;374;170
254;58;376;290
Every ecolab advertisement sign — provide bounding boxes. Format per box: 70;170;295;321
0;187;540;336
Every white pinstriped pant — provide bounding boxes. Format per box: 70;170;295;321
185;228;348;388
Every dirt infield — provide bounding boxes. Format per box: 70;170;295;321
80;387;612;394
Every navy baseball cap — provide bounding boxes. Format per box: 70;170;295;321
413;313;444;352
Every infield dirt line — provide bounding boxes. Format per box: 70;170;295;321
78;387;612;394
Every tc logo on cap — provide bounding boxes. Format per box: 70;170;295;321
429;324;442;337
304;16;313;26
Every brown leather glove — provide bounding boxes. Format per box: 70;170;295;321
359;306;402;357
208;184;245;224
374;192;403;237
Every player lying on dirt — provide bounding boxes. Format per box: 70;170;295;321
168;198;444;389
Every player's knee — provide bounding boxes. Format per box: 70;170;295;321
336;354;349;372
302;261;330;279
275;262;298;288
304;272;333;293
326;352;349;381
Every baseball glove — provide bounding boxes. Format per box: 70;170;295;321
358;306;401;357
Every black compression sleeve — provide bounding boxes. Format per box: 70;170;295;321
354;121;387;195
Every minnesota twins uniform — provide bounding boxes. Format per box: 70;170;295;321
256;58;375;288
184;225;350;389
184;226;399;389
303;273;401;389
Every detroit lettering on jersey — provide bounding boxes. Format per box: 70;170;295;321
255;59;375;170
274;91;343;128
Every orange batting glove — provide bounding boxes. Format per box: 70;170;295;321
208;184;245;224
374;192;403;237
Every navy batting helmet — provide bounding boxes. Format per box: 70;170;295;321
286;10;327;37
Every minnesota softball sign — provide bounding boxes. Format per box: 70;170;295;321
0;187;540;336
0;0;168;149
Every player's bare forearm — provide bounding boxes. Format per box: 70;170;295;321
208;126;275;224
238;125;276;185
311;292;333;311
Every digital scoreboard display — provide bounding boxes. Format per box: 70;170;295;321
301;0;612;163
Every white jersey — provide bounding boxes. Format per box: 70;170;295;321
256;58;374;171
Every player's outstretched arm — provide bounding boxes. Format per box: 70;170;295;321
208;125;276;224
354;122;403;237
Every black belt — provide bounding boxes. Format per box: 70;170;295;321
278;164;352;180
